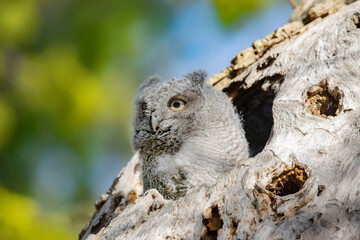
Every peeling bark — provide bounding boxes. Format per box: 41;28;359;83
80;0;360;239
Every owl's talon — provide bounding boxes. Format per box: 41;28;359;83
144;189;171;212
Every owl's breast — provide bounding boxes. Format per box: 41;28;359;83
141;153;189;200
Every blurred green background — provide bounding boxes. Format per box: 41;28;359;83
0;0;292;239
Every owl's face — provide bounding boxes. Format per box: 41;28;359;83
132;71;207;153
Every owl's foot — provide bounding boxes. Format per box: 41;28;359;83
144;189;172;212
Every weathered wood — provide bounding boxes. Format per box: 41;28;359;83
79;153;143;239
80;0;360;239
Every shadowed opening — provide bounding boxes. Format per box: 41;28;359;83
201;206;223;240
224;74;284;156
266;165;308;196
230;220;238;236
305;80;343;117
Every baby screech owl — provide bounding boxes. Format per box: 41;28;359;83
132;71;249;200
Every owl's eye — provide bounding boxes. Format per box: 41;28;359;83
168;97;186;112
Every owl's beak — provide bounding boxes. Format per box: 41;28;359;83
151;114;160;132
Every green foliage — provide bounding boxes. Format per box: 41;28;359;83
0;96;15;150
213;0;276;24
17;48;111;139
0;0;39;44
0;186;73;240
0;0;160;194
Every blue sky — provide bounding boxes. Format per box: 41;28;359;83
151;0;293;78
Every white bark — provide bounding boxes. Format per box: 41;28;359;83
80;0;360;239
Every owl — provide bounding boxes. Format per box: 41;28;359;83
132;71;249;200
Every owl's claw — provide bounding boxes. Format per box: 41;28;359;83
144;189;172;212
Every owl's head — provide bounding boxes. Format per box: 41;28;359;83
132;70;222;153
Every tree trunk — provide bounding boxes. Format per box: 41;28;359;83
80;0;360;239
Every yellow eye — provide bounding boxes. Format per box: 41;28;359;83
169;99;186;112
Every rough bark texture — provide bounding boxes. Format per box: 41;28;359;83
80;0;360;239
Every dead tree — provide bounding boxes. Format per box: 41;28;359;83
80;0;360;239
